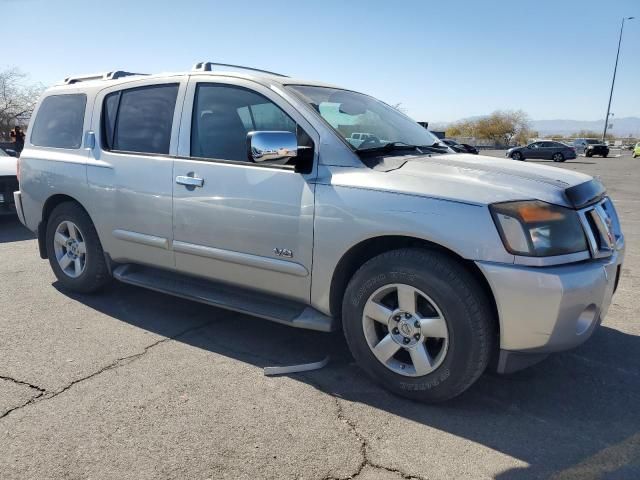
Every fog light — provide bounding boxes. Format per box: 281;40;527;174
576;304;598;335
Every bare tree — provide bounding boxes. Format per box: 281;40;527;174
0;68;45;139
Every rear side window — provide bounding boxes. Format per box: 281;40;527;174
31;94;86;149
102;84;178;155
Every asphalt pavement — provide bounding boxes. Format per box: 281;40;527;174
1;151;638;479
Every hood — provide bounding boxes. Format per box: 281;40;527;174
363;153;595;207
0;155;17;177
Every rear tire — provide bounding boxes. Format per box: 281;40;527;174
46;202;111;293
511;152;523;161
342;248;495;403
552;153;564;162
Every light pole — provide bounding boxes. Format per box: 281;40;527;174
603;16;635;142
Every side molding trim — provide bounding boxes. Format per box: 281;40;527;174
112;229;170;249
173;241;309;277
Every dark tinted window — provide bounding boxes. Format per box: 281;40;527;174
191;84;296;161
104;84;178;155
31;94;86;149
102;91;120;150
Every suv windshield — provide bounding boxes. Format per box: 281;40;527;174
288;85;440;153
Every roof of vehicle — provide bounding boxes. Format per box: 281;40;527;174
48;63;343;94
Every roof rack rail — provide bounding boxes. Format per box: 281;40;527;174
63;71;148;85
192;62;288;78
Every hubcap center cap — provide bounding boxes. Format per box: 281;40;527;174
389;311;421;347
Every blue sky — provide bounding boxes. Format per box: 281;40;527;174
2;0;638;122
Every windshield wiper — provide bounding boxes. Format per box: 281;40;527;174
356;142;447;155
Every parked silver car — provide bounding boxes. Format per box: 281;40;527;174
14;63;625;402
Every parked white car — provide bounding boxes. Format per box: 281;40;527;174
0;148;18;215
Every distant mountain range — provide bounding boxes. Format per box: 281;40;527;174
430;116;640;137
530;117;640;137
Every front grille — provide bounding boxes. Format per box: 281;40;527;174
578;197;622;259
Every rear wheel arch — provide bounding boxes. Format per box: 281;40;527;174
328;235;499;334
38;194;93;259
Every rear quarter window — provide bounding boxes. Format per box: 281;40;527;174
30;94;87;149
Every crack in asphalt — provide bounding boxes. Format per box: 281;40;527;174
0;320;213;421
0;375;47;420
0;322;424;479
322;394;426;480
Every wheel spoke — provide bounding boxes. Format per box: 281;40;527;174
74;258;82;276
364;301;393;325
372;334;401;363
54;232;69;246
77;242;86;254
58;253;72;270
66;222;78;240
410;344;434;376
419;316;448;339
396;285;416;314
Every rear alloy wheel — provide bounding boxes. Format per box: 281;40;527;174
511;151;523;161
552;152;565;162
53;220;87;278
342;249;495;402
46;202;111;293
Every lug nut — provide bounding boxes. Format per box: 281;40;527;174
414;321;420;328
404;313;411;319
394;315;401;321
393;328;399;334
403;337;410;344
414;334;421;340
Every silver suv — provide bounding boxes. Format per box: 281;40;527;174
14;63;625;402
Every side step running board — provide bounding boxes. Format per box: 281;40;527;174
113;264;337;333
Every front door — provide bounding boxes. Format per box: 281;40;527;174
172;78;318;303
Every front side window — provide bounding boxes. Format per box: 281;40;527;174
287;85;439;151
31;94;86;149
102;84;178;155
191;84;296;162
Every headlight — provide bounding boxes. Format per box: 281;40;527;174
490;201;587;257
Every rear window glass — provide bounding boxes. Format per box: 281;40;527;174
103;84;178;155
30;94;86;149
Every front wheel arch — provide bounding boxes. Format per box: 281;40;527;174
328;236;499;338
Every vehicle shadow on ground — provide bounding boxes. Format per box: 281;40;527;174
0;215;35;243
54;279;640;480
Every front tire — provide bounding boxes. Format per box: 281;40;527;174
46;202;111;293
511;152;523;161
342;249;495;403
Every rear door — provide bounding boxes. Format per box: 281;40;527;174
88;77;187;268
172;76;319;302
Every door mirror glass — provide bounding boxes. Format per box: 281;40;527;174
248;131;297;163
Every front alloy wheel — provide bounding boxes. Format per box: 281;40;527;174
363;284;448;377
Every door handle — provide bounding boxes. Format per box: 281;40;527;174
176;175;204;188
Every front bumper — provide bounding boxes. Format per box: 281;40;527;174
477;247;624;372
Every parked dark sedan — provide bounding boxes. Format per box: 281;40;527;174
441;139;479;154
506;141;577;162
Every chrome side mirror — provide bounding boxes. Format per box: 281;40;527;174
248;131;297;163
